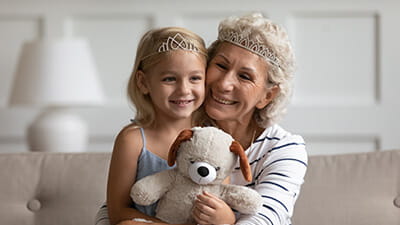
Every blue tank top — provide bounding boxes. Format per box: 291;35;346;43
132;127;174;216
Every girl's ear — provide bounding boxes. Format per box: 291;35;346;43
167;129;194;166
230;141;252;182
136;70;149;95
256;85;280;109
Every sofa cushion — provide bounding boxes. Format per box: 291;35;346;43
0;152;110;225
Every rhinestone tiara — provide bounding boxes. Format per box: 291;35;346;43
141;33;203;60
219;31;280;67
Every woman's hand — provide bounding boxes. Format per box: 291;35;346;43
192;191;235;225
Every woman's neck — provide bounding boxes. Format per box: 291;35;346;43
216;120;260;150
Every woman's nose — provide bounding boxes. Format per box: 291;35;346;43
215;71;235;92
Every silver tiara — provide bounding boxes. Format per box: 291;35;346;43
219;31;280;67
158;33;199;53
141;33;203;60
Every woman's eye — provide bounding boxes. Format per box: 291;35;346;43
216;63;227;70
239;73;251;81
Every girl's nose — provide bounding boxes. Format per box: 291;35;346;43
177;80;191;95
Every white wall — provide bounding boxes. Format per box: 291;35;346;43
1;0;399;155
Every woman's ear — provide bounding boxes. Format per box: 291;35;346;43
256;85;280;109
136;70;149;95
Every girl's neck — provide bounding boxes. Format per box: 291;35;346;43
149;117;192;133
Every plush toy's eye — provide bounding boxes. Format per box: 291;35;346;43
215;167;220;171
190;160;195;164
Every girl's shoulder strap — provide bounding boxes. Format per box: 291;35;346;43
138;127;147;150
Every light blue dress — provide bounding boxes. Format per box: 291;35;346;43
132;127;174;216
95;127;174;224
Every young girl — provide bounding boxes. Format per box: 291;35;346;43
95;27;207;225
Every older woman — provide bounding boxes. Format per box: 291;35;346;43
192;13;308;225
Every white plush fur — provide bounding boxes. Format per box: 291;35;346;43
130;127;262;224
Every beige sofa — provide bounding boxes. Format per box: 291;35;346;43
0;150;399;225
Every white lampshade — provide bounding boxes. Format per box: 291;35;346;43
9;38;104;152
9;38;104;106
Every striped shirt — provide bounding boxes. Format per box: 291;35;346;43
231;124;308;225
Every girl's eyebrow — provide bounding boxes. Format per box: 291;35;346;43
160;70;178;76
161;70;205;76
189;70;206;75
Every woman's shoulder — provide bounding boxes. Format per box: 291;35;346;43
264;124;305;144
258;124;307;161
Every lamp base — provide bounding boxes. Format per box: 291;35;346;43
27;107;88;152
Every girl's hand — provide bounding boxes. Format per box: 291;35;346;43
192;191;235;225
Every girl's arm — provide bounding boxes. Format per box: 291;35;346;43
107;126;164;225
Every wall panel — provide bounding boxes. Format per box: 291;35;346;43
68;15;153;104
0;16;41;106
290;12;379;106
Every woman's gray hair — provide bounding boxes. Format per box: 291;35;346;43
208;12;296;128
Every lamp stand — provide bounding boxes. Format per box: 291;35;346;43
27;107;88;152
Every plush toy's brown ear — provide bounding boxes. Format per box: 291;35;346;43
167;129;194;166
230;140;252;182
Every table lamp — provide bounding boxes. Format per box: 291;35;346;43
9;38;104;152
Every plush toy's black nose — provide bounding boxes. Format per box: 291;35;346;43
197;166;209;177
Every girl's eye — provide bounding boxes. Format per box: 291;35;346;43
162;77;176;82
190;75;203;82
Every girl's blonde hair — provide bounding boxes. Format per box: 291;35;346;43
127;27;207;127
207;13;296;128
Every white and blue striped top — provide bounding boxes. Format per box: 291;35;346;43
231;124;308;225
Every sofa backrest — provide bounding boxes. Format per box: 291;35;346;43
293;150;400;225
0;152;110;225
1;150;399;225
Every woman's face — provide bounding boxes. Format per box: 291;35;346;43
205;42;273;124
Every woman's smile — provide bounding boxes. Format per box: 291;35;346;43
211;93;236;105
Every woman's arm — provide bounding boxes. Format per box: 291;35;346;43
235;135;308;225
107;126;165;225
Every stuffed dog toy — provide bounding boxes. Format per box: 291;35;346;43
130;126;262;224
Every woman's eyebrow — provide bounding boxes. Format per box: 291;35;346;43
241;67;256;73
215;54;256;73
215;54;230;63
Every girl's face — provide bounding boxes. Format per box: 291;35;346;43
205;42;274;124
138;50;206;121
